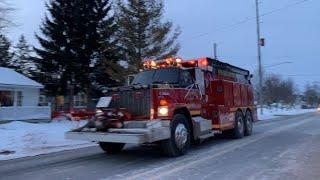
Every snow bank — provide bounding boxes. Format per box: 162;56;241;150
0;120;95;160
258;107;317;120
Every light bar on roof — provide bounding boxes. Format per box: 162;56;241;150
142;57;184;69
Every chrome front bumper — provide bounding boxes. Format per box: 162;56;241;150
65;120;171;144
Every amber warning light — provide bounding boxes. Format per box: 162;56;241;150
143;58;184;69
142;57;211;70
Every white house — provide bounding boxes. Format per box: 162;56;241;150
0;67;51;121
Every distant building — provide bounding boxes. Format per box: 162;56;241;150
0;67;51;121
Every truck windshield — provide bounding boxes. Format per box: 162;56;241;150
132;68;180;85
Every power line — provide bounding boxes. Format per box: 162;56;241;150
181;0;311;42
260;0;310;18
185;17;254;41
284;74;320;77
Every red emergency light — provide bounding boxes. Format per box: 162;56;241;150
142;57;184;69
199;58;208;66
142;57;212;71
181;58;211;71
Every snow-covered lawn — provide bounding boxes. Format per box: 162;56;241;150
0;120;95;161
258;107;317;120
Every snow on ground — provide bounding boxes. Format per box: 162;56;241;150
258;106;317;120
0;120;95;161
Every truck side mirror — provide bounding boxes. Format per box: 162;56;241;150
127;75;135;85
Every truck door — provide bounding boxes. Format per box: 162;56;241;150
180;70;202;116
194;68;212;119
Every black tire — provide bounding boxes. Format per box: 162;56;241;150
232;111;245;139
161;114;191;157
244;111;253;136
99;142;125;154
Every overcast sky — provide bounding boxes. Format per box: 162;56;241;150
7;0;320;90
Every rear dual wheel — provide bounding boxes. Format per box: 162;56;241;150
232;110;253;138
244;111;253;136
232;111;245;139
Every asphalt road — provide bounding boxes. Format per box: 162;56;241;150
1;112;320;180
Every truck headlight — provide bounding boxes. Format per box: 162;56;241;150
158;106;169;117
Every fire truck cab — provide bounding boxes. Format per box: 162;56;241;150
65;57;258;157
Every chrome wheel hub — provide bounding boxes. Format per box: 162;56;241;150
175;123;188;149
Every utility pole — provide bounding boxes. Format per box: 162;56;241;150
255;0;264;115
214;43;218;59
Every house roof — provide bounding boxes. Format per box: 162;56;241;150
0;67;44;88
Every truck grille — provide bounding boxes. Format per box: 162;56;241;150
108;88;151;117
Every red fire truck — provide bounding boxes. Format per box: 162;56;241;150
65;57;258;157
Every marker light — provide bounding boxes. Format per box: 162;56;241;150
199;59;208;66
158;106;169;117
176;58;183;63
159;99;168;106
151;61;157;67
188;61;196;65
150;108;155;120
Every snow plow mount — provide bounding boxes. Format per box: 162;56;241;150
65;120;171;144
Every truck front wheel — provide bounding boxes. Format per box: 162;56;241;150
161;114;191;157
99;142;125;154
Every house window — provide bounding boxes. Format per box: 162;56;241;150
39;95;48;106
0;91;14;107
74;93;87;107
17;91;23;106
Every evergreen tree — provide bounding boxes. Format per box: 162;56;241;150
11;35;35;77
116;0;181;73
0;34;12;67
35;0;122;97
